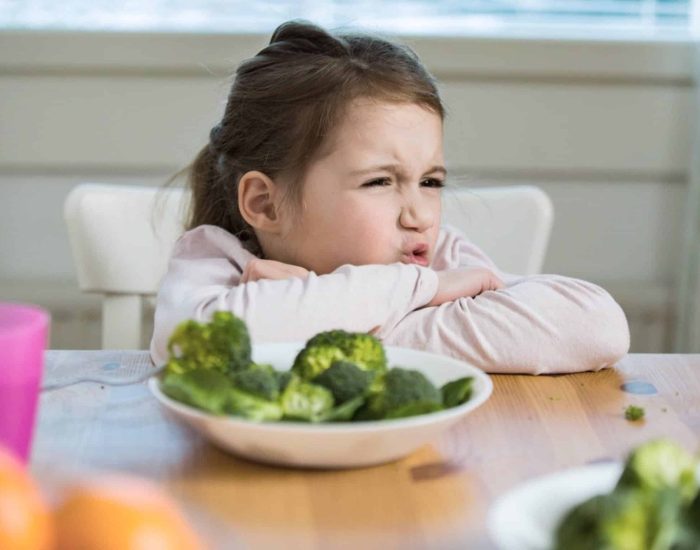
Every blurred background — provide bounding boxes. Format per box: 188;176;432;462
0;0;698;352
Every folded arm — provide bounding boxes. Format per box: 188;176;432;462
381;232;630;374
149;226;439;366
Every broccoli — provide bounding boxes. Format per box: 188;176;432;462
319;395;367;422
280;375;335;422
312;360;373;404
555;439;700;550
231;363;279;401
441;376;474;408
275;370;294;393
554;490;653;550
625;405;645;421
160;369;233;415
165;311;251;375
291;330;386;384
226;387;283;422
364;367;443;420
616;439;698;504
674;492;700;550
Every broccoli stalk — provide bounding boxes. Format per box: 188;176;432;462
160;369;234;415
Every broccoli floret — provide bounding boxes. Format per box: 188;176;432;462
625;405;645;421
441;376;474;408
160;369;233;414
280;375;335;422
364;367;443;420
231;363;279;401
291;330;387;383
313;360;373;404
226;387;283;422
617;439;698;504
554;490;653;550
165;311;251;374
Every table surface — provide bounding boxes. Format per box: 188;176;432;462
32;351;700;549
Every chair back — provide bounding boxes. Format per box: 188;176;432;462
442;185;553;275
64;184;187;349
65;183;552;349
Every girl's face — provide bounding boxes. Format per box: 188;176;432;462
277;100;445;275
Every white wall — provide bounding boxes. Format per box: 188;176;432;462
0;31;693;351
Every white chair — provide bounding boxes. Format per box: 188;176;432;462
64;183;553;349
442;185;553;276
64;184;187;349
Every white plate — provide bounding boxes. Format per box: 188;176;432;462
489;461;700;550
149;343;493;469
487;462;625;550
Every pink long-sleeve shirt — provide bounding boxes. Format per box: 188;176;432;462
150;224;630;374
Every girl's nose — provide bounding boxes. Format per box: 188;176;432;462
399;199;435;232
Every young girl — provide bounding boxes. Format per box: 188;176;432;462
150;20;629;374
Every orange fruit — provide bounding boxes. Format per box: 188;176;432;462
0;445;54;550
54;474;203;550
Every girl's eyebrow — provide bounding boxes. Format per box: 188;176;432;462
349;164;448;178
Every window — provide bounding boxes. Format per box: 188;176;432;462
0;0;696;37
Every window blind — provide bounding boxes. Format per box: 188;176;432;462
0;0;696;36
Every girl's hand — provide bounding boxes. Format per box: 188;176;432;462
240;259;310;283
428;268;505;307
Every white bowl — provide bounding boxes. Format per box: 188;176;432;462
148;343;493;469
487;462;623;550
488;461;700;550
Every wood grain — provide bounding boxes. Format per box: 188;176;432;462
31;352;700;549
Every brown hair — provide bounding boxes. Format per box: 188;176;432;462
187;19;445;256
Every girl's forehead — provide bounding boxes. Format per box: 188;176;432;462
326;99;443;157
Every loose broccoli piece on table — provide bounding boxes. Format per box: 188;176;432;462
313;360;373;404
616;439;698;504
231;363;279;401
364;367;443;420
160;369;233;414
226;387;283;422
292;330;387;384
441;376;474;408
165;311;251;374
280;375;335;422
624;405;645;421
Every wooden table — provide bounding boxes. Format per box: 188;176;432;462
31;352;700;549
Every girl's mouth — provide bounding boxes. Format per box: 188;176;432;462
402;243;429;266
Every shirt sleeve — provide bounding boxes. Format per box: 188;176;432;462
149;226;439;366
382;228;631;374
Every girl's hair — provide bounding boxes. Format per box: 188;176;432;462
187;19;445;256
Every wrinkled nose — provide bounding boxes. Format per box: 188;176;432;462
399;197;435;232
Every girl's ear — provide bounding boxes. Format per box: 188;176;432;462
238;170;283;233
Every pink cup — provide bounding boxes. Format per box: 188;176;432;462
0;302;50;463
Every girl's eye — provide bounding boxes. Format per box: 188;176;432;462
421;178;445;189
362;178;391;188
